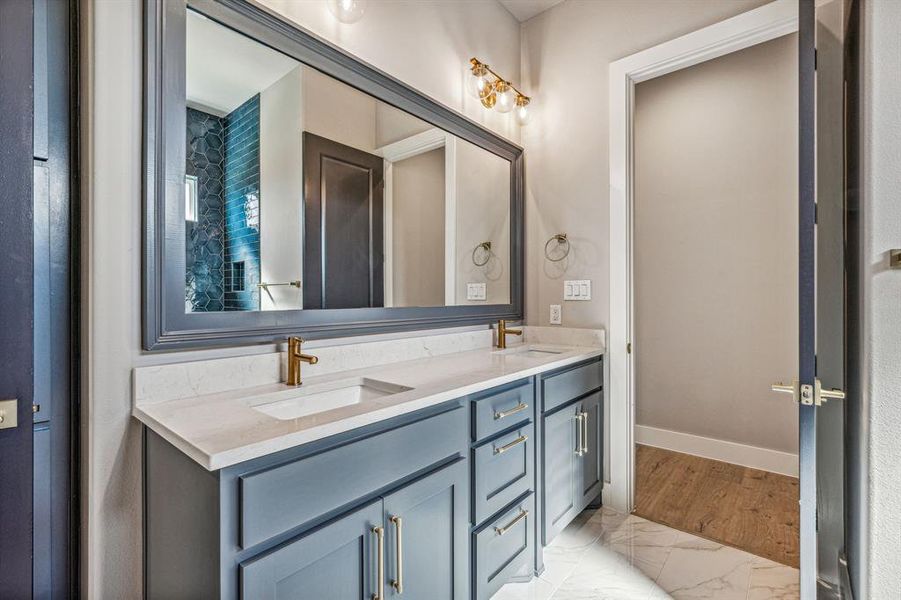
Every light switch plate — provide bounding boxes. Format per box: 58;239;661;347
550;304;562;325
564;279;591;301
467;282;487;301
0;398;18;430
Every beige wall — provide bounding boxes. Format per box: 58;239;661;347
392;148;446;307
81;1;520;596
520;0;770;328
633;34;798;454
260;67;304;310
455;139;512;305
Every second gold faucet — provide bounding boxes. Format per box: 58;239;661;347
287;336;319;386
496;319;522;349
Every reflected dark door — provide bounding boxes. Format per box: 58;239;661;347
303;132;384;309
0;0;35;596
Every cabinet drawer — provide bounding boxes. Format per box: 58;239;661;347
471;380;533;442
239;405;466;549
473;493;535;600
541;359;602;413
473;423;534;524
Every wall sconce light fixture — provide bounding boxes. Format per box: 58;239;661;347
327;0;366;24
467;58;531;125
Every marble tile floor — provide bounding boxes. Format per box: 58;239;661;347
493;507;800;600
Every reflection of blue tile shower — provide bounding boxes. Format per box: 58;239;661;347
185;95;261;312
186;108;226;312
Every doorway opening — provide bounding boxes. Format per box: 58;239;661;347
630;29;800;566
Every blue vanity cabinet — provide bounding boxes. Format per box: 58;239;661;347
382;459;469;599
468;380;538;600
240;500;382;599
539;358;604;545
241;459;469;600
144;400;469;600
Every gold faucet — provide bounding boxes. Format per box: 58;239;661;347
287;336;319;386
496;319;522;349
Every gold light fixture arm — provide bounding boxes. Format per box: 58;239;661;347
469;57;530;101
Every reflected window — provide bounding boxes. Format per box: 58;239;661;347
185;175;198;222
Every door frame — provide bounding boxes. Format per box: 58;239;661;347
605;0;798;512
376;128;457;307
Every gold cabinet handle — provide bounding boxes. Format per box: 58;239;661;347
372;526;385;600
494;402;528;420
494;509;529;536
390;516;403;594
575;413;584;456
580;410;589;455
494;434;528;455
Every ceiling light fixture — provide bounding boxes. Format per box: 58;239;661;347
467;57;531;125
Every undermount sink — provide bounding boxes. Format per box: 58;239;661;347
496;345;570;358
252;377;413;420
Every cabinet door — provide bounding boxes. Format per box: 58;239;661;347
241;500;382;600
578;391;603;510
382;460;469;600
541;403;581;544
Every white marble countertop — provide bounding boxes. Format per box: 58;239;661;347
133;327;604;471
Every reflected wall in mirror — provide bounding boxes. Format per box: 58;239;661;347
184;10;511;314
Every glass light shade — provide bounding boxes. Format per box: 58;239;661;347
515;101;530;125
494;82;515;114
467;65;491;99
327;0;367;24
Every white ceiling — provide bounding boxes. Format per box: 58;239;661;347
186;10;298;116
497;0;565;22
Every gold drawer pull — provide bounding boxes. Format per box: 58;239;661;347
371;525;385;600
390;516;404;594
494;402;528;420
494;509;529;536
575;413;584;456
494;434;528;455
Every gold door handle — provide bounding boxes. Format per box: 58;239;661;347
494;434;528;455
494;402;528;420
389;516;403;594
494;509;529;536
372;526;385;600
580;410;589;455
575;413;584;456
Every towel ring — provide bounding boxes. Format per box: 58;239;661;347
472;241;492;267
544;233;570;262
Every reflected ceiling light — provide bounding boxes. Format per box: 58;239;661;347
327;0;367;24
467;58;532;125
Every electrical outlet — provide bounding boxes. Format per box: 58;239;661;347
550;304;562;325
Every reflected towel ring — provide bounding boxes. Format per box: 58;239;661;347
472;241;492;267
544;233;570;262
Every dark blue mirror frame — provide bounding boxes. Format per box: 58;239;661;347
143;0;525;351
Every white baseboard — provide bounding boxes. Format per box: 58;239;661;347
635;425;799;477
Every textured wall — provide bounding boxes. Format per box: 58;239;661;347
859;1;901;596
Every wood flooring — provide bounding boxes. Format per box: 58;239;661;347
633;444;800;567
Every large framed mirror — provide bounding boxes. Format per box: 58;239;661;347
144;0;524;350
